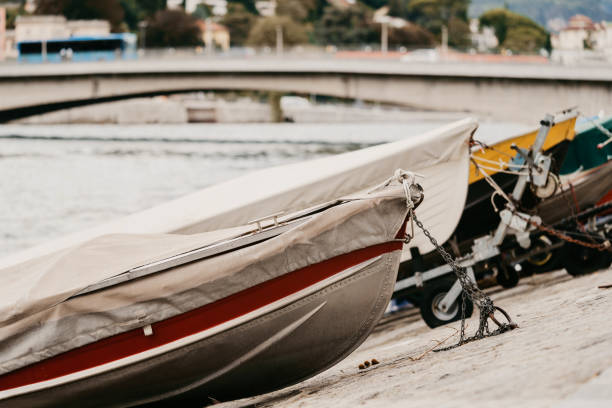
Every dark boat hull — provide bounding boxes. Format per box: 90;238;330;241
396;140;572;283
456;140;571;243
537;160;612;225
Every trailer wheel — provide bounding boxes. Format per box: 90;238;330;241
524;235;561;274
495;262;520;289
565;244;612;276
420;279;473;328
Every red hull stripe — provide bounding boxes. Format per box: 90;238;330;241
597;187;612;206
0;241;402;391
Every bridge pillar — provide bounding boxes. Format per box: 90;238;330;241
269;92;283;123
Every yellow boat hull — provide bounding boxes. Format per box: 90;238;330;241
469;117;577;184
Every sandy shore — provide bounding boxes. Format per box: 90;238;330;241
219;268;612;408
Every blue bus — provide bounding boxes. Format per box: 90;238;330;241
17;33;137;63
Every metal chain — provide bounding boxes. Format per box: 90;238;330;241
552;180;610;250
528;218;611;251
409;210;517;351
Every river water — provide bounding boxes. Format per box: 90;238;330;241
0;121;530;258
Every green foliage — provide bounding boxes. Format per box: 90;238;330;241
502;25;548;52
447;16;470;47
304;0;327;22
276;0;323;23
276;0;309;22
192;3;212;19
137;0;167;17
227;0;258;15
36;0;126;31
361;0;389;9
387;23;435;46
120;0;141;30
404;0;470;46
480;8;548;52
388;0;408;18
246;15;308;46
4;4;27;30
469;0;612;27
314;3;378;46
221;3;255;46
145;9;202;47
34;0;63;15
118;0;168;30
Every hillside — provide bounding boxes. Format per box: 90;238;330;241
469;0;612;29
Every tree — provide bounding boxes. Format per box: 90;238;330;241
227;0;258;15
220;3;255;46
388;0;408;18
502;25;547;53
276;0;308;22
120;0;168;30
192;3;213;20
247;15;308;47
36;0;125;31
137;0;167;17
304;0;327;22
5;3;27;30
387;23;435;47
447;16;470;48
405;0;470;47
480;8;548;53
145;9;202;47
362;0;389;10
469;0;612;29
34;0;63;15
120;0;142;30
314;3;378;46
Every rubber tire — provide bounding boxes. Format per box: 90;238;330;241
420;279;474;329
564;244;612;276
524;236;562;274
496;262;520;289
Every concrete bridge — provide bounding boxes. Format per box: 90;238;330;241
0;57;611;123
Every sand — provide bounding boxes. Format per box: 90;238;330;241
219;267;612;408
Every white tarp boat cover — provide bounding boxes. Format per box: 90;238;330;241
0;185;409;374
0;118;477;269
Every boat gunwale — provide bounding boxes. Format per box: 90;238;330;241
0;241;402;399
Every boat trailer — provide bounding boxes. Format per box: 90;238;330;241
394;111;612;328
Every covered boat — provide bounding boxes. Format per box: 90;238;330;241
0;177;423;406
0;118;477;269
0;119;478;406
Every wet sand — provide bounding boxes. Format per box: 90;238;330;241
219;268;612;407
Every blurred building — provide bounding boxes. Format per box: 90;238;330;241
551;15;612;63
469;19;498;53
553;15;598;50
197;20;230;51
15;15;68;42
0;1;22;11
168;0;228;16
24;0;36;13
166;0;183;10
0;6;17;59
203;0;228;16
327;0;356;9
0;7;5;61
255;1;276;17
67;20;112;37
15;15;110;43
4;29;16;59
